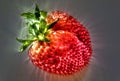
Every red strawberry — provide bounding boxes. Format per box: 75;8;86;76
17;5;92;75
47;11;92;65
29;30;89;75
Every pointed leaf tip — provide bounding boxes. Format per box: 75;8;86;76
40;11;47;19
47;18;59;29
21;12;35;19
16;38;34;52
35;4;40;19
35;4;40;12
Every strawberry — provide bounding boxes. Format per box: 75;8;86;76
17;5;92;75
47;11;92;65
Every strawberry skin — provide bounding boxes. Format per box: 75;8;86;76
47;11;92;65
29;30;89;75
17;5;92;75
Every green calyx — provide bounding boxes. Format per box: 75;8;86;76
17;4;58;52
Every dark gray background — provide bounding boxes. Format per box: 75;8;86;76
0;0;120;81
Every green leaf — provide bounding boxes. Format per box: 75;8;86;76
35;4;40;19
35;4;40;13
47;18;59;29
16;38;33;52
19;43;29;52
16;38;33;43
40;11;47;19
26;34;34;40
39;19;47;32
34;22;40;30
29;25;36;36
29;23;39;36
21;12;35;19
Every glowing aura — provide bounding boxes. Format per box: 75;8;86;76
17;5;92;77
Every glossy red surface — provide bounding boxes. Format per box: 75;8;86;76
29;11;92;75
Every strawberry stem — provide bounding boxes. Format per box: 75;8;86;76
17;4;58;52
